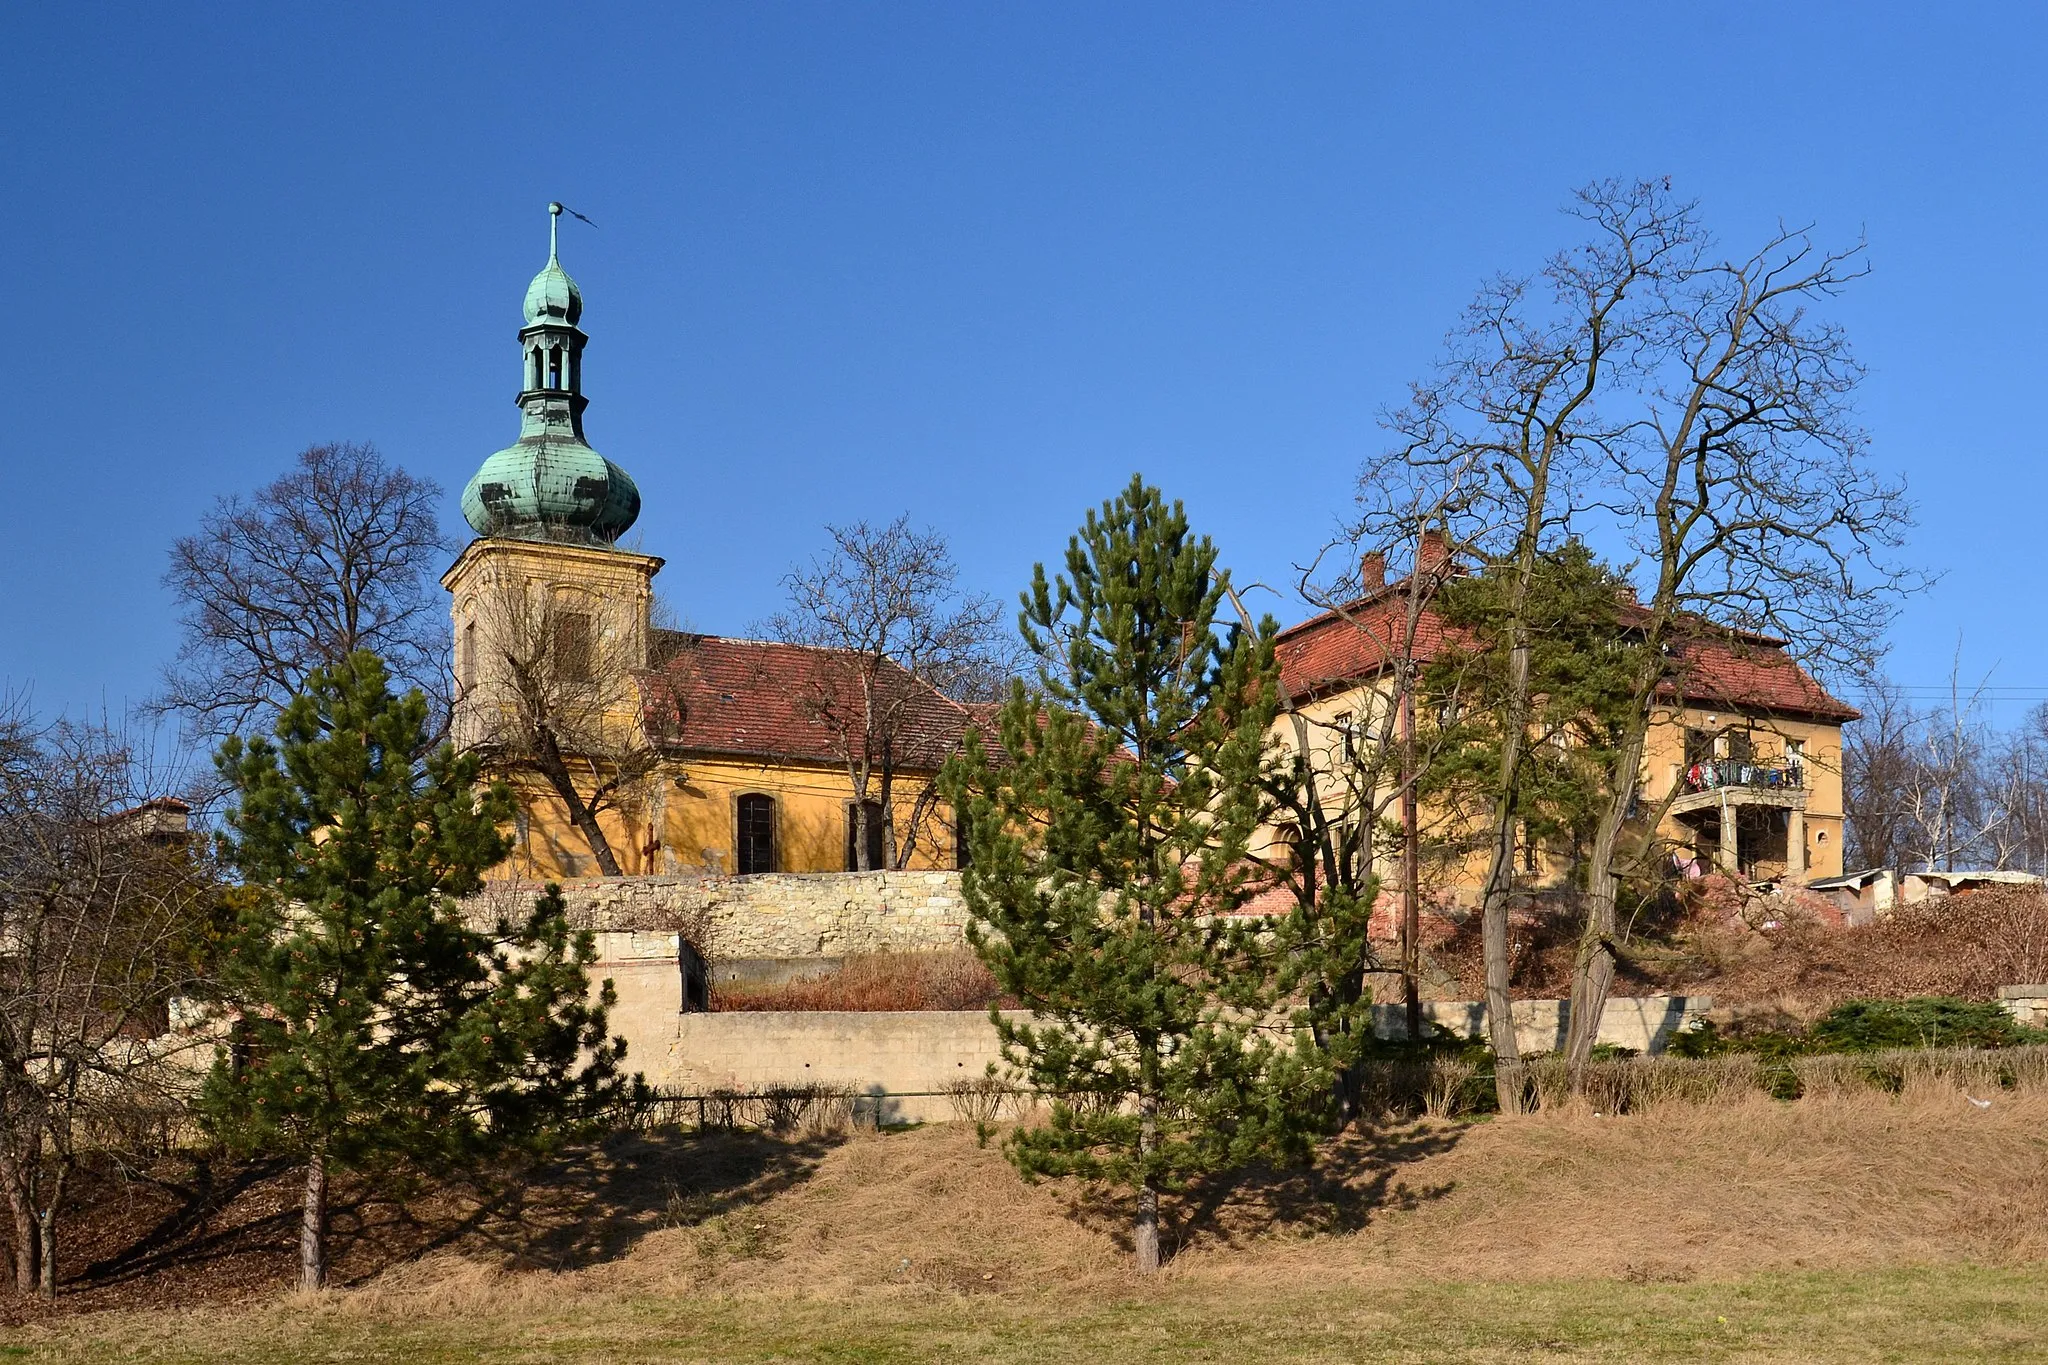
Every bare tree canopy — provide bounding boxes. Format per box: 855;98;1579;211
766;517;1008;870
1343;178;1919;1088
1846;669;2048;876
154;442;452;745
458;581;661;878
0;699;219;1298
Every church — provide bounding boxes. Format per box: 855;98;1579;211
445;207;977;882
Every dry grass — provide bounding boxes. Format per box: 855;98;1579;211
15;1092;2048;1361
12;1081;2048;1360
533;1086;2048;1297
713;949;1005;1011
19;1266;2046;1363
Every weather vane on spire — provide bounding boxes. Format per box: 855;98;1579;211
547;201;599;260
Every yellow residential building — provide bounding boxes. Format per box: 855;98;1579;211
1267;548;1859;912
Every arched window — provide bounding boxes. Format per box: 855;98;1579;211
736;794;775;875
547;346;563;389
459;620;476;688
530;347;543;390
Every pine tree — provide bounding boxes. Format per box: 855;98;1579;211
943;476;1329;1273
201;652;634;1291
1420;542;1645;885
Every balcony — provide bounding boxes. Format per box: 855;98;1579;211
1666;761;1807;818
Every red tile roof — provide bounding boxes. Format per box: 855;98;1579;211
638;632;986;769
1274;581;1860;724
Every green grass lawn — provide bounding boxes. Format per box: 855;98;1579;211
9;1266;2047;1364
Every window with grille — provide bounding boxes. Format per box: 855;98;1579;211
845;800;886;871
736;794;775;875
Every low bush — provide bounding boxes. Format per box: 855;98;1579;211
1669;995;2048;1062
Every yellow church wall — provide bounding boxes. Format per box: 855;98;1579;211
491;756;962;881
662;754;960;875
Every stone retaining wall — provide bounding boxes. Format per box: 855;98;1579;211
473;870;971;960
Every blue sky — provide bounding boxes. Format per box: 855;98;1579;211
4;4;2045;737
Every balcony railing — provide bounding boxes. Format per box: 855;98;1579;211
1680;760;1804;795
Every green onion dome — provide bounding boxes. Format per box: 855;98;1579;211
460;205;639;545
461;439;639;542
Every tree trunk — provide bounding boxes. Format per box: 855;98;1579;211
299;1153;327;1293
1134;1096;1161;1274
1479;632;1534;1112
1;1161;37;1297
879;765;899;870
34;1202;56;1300
534;733;622;876
1134;1180;1160;1274
1400;674;1423;1040
1565;728;1648;1077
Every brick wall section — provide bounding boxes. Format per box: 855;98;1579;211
471;870;973;960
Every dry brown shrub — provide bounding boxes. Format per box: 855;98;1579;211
1432;902;1585;998
715;950;1005;1011
1698;888;2048;1017
1421;1056;1477;1118
941;1076;1022;1124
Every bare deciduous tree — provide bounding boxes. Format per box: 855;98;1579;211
1843;676;1921;872
0;704;216;1298
1355;179;1917;1090
154;442;451;747
1844;668;2048;877
1561;182;1915;1072
1354;181;1696;1106
458;583;664;878
1252;527;1469;1051
766;518;1006;871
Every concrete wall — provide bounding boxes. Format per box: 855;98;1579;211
586;982;1708;1124
1371;995;1709;1054
661;1010;1019;1123
1999;985;2048;1029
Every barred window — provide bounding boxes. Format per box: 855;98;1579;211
736;794;775;875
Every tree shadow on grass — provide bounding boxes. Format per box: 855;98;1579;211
25;1126;843;1314
430;1126;844;1276
1056;1118;1469;1267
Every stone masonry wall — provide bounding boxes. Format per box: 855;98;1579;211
473;870;972;961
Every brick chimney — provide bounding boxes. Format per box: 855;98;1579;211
1358;550;1387;593
1418;528;1451;576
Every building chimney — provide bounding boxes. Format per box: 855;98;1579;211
1418;528;1451;576
1358;551;1386;593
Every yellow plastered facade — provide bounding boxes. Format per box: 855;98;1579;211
1262;681;1848;907
446;536;961;881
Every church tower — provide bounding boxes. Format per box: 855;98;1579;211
444;204;663;752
